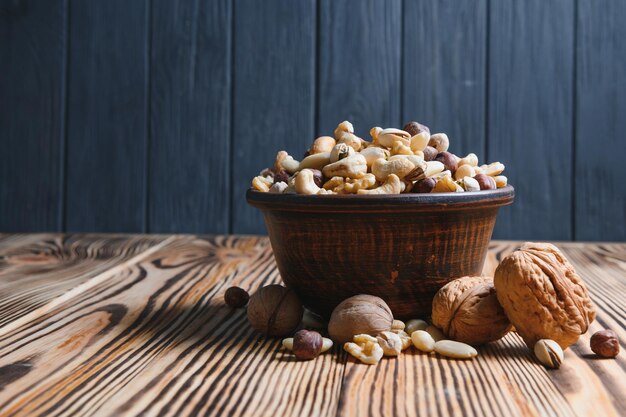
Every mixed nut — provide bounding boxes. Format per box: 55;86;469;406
251;120;508;195
225;242;619;369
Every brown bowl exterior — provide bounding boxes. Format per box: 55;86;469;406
247;186;514;319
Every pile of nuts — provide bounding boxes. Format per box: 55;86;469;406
251;120;508;195
226;243;620;368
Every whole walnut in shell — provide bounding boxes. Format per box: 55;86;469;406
247;285;304;337
328;294;394;343
494;242;595;349
432;276;511;345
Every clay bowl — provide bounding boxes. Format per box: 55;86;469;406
247;185;514;319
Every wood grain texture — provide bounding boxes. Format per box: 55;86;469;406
488;0;575;241
65;0;149;232
0;235;624;417
575;0;626;241
0;236;345;417
231;0;316;234
0;234;166;329
402;0;487;157
0;0;67;232
148;0;231;234
318;0;402;139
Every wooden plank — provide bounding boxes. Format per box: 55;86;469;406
402;0;487;157
318;0;402;139
0;0;67;232
335;241;626;417
65;0;149;232
0;236;344;417
488;0;575;240
148;0;231;234
0;237;624;416
231;0;316;234
575;0;626;241
0;234;165;329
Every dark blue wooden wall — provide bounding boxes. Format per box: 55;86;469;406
1;0;625;241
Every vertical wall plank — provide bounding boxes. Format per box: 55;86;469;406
149;0;231;233
575;0;626;241
318;0;402;138
403;0;487;157
65;0;148;232
0;0;67;232
232;0;316;234
488;0;575;240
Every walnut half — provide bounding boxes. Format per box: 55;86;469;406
494;242;596;349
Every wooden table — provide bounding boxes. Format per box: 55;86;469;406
0;234;624;417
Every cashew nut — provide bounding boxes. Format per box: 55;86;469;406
252;176;273;192
358;174;405;195
428;133;449;152
309;136;336;154
370;126;383;142
330;143;355;163
360;146;389;167
274;151;300;174
389;154;424;166
322;153;367;179
333;120;354;140
454;164;475;181
372;157;415;182
337;132;363;151
299;152;331;170
459;153;478;167
494;175;508;188
295;169;321;195
410;132;430;153
377;128;411;148
482;162;505;176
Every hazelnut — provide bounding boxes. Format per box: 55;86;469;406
590;329;620;358
474;174;496;190
247;285;304;337
274;170;290;184
293;330;323;360
412;177;437;193
422;146;438;161
432;276;511;345
328;294;394;343
435;152;458;174
402;121;430;136
224;286;249;308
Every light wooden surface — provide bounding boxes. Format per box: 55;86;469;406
0;234;623;417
